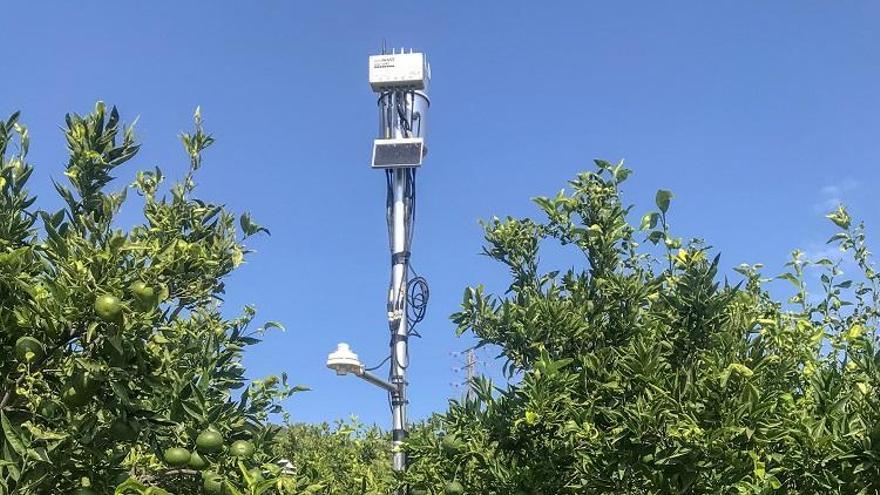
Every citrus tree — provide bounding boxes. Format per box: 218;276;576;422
272;418;394;495
0;103;304;494
404;161;880;494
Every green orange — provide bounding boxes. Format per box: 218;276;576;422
247;467;264;483
62;373;98;408
14;336;44;363
188;451;209;470
196;428;224;453
202;472;226;495
163;447;191;467
130;281;158;311
445;481;465;495
94;294;123;322
441;433;463;455
229;439;255;459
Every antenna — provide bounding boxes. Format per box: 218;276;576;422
368;47;431;475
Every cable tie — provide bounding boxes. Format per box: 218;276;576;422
391;251;411;265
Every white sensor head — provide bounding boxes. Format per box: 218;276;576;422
326;342;363;376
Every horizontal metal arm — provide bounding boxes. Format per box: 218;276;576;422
355;369;399;394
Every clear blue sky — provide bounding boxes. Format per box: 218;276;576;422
2;2;878;427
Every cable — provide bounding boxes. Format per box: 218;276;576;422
407;168;416;248
395;90;413;136
385;169;394;249
379;101;426;388
365;355;391;372
406;264;429;338
377;90;429;415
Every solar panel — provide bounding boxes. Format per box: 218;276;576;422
371;137;424;169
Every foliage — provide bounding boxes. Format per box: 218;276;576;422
0;103;302;494
272;418;394;495
404;160;880;494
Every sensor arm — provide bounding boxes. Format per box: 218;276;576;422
354;368;400;394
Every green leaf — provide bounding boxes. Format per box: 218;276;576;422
1;412;28;456
826;205;851;230
115;477;148;494
240;212;270;237
655;189;673;213
640;212;659;231
647;230;665;244
611;161;631;182
262;320;285;332
776;272;800;287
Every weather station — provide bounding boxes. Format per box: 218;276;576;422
326;47;431;477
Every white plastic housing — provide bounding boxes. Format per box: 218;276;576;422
326;343;363;376
369;53;427;91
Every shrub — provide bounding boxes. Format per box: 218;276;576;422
0;104;298;493
273;418;394;494
405;161;880;494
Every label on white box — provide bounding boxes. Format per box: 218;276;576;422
369;53;426;91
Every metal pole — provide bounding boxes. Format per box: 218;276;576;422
389;167;410;473
368;50;430;487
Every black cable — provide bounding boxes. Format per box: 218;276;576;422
395;92;411;136
381;154;425;381
385;169;394;250
365;355;391;372
407;168;416;248
406;264;429;337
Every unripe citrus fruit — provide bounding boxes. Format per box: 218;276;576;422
188;451;208;470
441;434;463;455
61;373;98;409
196;428;224;453
247;468;264;483
163;447;191;467
14;336;44;363
445;481;465;495
130;281;158;311
203;472;226;495
229;440;255;459
94;294;122;322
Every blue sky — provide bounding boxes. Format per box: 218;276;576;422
2;2;878;427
